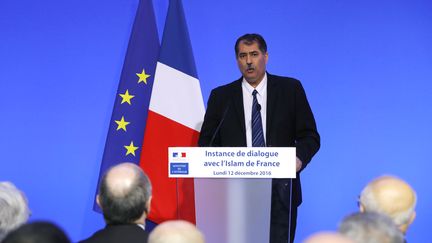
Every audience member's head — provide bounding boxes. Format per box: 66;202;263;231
97;163;152;225
303;231;354;243
339;212;404;243
0;182;30;241
2;221;70;243
359;175;416;233
148;220;205;243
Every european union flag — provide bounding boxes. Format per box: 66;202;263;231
95;0;159;210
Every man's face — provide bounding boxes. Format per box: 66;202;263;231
236;41;268;87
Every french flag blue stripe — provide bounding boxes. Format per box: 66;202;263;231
158;0;198;79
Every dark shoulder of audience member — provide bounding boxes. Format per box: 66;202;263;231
2;221;70;243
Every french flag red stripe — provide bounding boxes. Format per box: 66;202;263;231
140;111;199;224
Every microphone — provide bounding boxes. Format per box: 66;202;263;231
208;103;230;147
256;103;261;111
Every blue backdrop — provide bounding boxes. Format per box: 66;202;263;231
0;0;431;242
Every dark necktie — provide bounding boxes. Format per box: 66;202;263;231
252;89;265;147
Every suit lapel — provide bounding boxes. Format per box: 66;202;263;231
266;73;278;145
231;78;246;138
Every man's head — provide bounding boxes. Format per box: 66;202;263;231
0;182;30;241
235;33;268;87
359;175;416;233
2;221;70;243
148;220;205;243
97;163;152;225
339;212;404;243
303;231;354;243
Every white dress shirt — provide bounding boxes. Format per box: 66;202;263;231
242;73;267;147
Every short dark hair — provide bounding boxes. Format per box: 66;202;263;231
235;33;267;56
2;221;70;243
99;166;152;224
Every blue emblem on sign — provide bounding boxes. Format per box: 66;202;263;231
170;163;189;174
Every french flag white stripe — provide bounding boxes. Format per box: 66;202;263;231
149;62;205;132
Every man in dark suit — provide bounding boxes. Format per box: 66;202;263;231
198;33;320;243
80;163;152;243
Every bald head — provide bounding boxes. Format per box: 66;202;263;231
98;163;152;225
148;220;205;243
359;175;416;233
105;163;140;196
303;232;354;243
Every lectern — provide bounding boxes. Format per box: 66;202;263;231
169;147;296;243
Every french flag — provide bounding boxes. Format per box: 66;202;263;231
173;152;187;158
140;0;204;224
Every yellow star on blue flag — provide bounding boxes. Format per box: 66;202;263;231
136;69;151;84
115;116;130;131
124;141;139;156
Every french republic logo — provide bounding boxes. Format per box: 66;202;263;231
170;151;189;175
173;152;187;158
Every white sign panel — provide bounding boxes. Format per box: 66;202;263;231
168;147;296;178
